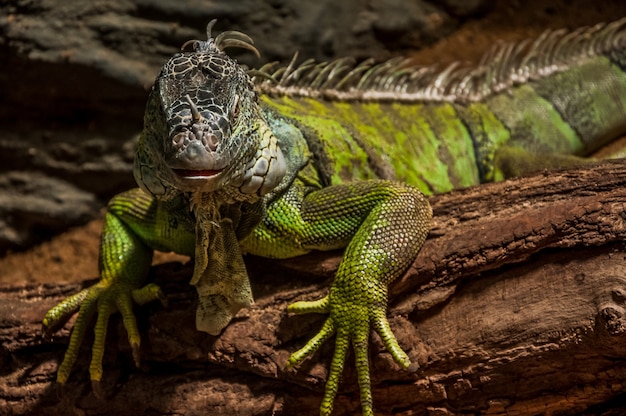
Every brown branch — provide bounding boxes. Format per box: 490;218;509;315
2;161;626;415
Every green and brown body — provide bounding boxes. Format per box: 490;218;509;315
259;52;626;195
42;17;626;416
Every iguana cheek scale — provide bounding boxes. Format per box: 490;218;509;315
42;17;626;416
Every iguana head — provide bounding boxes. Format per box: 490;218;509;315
135;20;286;201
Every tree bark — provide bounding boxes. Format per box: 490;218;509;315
3;161;626;416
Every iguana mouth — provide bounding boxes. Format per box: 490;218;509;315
173;168;223;179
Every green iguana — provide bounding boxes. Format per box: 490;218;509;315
43;17;626;415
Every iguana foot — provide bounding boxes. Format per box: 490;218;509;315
287;293;412;416
43;281;165;385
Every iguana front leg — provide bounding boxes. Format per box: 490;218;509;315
244;177;432;416
42;188;195;390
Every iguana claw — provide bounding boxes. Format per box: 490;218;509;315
44;280;164;387
287;293;413;416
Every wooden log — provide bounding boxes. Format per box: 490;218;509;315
2;161;626;415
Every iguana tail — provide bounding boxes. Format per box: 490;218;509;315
458;19;626;182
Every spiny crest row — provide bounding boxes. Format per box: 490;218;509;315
244;17;626;103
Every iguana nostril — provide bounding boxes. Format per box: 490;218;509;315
173;134;185;146
206;133;219;150
172;130;191;149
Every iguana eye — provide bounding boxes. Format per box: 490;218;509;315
231;94;240;121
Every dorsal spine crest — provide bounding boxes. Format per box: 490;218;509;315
249;18;626;103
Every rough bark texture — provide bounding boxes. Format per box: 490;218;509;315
3;161;626;416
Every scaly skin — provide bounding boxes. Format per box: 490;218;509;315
42;189;195;386
243;173;431;415
43;18;626;415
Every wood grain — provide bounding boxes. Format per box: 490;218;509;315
3;161;626;415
